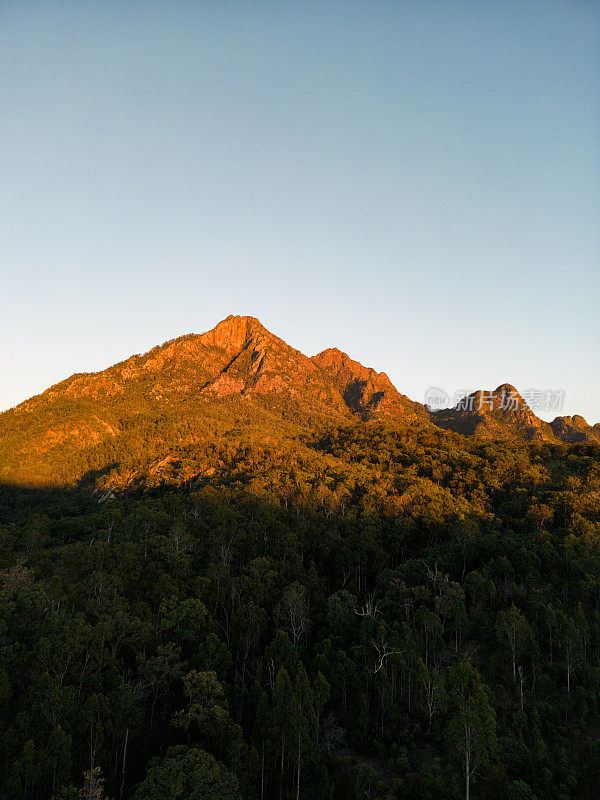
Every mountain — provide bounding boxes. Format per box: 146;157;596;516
430;384;555;441
0;315;427;488
311;347;424;421
550;414;600;444
0;316;597;488
2;318;599;800
430;384;600;444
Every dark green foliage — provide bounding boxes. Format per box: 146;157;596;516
133;746;240;800
0;424;598;798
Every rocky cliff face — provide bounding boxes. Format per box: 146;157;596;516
197;317;348;414
13;316;349;418
430;384;600;444
431;384;556;441
312;348;426;421
550;415;600;444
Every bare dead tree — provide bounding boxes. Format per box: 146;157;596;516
371;638;401;674
275;583;310;647
354;592;382;619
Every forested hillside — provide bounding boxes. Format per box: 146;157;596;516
1;420;598;799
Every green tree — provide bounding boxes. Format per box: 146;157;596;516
78;768;107;800
446;664;497;800
496;605;531;682
133;745;240;800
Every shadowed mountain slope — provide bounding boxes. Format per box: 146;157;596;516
429;383;599;443
550;414;600;444
430;383;553;440
312;347;426;421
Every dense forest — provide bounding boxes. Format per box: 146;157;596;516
1;420;599;799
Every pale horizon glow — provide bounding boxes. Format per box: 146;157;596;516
1;1;599;423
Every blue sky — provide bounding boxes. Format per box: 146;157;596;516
1;1;599;421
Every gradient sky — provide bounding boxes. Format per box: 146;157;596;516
1;1;599;422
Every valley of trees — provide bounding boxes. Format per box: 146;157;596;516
0;421;599;799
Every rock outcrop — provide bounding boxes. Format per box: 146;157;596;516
430;384;556;441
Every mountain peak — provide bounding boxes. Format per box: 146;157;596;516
450;384;525;415
197;315;269;353
494;382;519;396
314;347;375;379
313;348;424;421
432;383;553;440
550;414;600;444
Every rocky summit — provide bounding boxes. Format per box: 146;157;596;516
430;384;600;444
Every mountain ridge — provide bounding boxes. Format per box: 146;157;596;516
1;314;598;488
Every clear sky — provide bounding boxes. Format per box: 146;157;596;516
1;1;599;422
